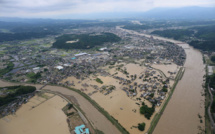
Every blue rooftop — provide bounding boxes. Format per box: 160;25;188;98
74;124;89;134
85;128;89;134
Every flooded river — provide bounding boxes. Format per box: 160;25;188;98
153;44;205;134
0;27;205;134
118;27;205;134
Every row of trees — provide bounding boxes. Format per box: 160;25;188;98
96;78;103;84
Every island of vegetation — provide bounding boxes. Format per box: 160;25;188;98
52;33;121;49
138;122;146;131
140;102;155;120
95;78;103;84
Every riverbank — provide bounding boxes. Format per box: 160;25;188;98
152;39;205;134
118;27;205;134
62;61;177;134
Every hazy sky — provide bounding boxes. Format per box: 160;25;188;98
0;0;215;18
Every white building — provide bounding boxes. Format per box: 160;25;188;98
74;53;88;57
55;66;64;70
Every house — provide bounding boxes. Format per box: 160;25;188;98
33;67;40;73
55;66;64;70
74;53;88;57
99;47;107;51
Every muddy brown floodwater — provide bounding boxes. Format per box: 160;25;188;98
44;85;121;134
0;27;205;134
118;27;205;134
153;45;205;134
0;95;70;134
0;81;121;134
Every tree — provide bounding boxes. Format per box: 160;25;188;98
211;56;215;62
162;86;168;92
140;104;155;119
149;93;154;98
96;78;103;84
138;122;146;131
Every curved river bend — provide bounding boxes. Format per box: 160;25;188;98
118;27;205;134
153;42;205;134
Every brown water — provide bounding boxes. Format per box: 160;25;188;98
153;45;205;134
0;28;205;134
118;27;205;134
44;85;121;134
0;95;70;134
64;62;174;134
0;81;121;134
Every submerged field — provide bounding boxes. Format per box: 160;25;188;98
62;62;179;133
0;93;70;134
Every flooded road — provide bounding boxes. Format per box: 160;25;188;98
118;27;205;134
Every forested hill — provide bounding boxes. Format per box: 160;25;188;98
52;33;121;49
189;25;215;51
151;25;215;51
0;19;127;42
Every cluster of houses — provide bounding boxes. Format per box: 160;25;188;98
0;93;35;118
99;85;116;95
0;24;186;86
112;67;170;106
0;26;185;110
